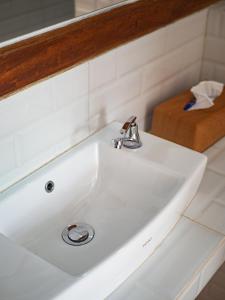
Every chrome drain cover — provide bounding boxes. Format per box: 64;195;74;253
62;223;95;246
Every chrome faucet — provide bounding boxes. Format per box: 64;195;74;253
112;116;142;149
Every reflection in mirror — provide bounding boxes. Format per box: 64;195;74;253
0;0;126;44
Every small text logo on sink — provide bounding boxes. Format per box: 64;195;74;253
142;237;152;247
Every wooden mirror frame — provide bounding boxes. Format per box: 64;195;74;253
0;0;219;99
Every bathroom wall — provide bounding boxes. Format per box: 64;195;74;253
201;1;225;82
0;9;208;191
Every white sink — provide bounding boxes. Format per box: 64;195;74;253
0;122;207;299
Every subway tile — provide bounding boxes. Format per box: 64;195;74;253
201;61;216;81
16;79;55;122
214;185;225;206
166;9;207;52
0;79;53;138
215;64;225;83
198;241;225;295
88;94;146;134
204;36;225;65
0;97;28;139
197;202;225;235
184;170;225;220
160;62;201;102
0;136;16;178
116;27;167;77
89;70;141;117
204;146;222;163
220;11;225;39
15;95;88;165
208;149;225;175
206;8;223;37
89;50;116;91
142;37;204;93
136;85;162;131
213;136;225;150
52;63;88;110
89;83;161;134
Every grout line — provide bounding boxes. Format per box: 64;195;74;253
120;35;204;82
207;167;225;177
183;215;225;237
87;60;91;134
204;58;225;66
141;59;202;96
203;58;225;67
205;147;224;163
176;238;225;299
199;7;210;80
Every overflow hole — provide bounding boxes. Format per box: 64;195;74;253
45;181;55;193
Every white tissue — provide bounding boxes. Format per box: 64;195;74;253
189;81;224;111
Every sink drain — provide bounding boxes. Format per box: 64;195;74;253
62;223;95;246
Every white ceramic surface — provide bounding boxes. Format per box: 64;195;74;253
108;217;224;300
0;122;206;299
185;136;225;235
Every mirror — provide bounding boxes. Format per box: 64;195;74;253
0;0;126;45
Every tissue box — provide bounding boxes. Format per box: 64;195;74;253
151;89;225;152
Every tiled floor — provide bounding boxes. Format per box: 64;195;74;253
197;262;225;300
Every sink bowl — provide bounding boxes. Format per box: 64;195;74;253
0;122;207;299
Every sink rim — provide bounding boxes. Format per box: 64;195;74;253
0;121;207;299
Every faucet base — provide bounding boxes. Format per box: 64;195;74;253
123;138;142;149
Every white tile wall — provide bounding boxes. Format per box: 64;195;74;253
0;9;208;191
116;27;167;77
185;136;225;235
201;1;225;82
89;50;117;91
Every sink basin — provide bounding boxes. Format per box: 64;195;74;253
0;122;207;299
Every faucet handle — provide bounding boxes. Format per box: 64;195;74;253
120;116;137;135
112;138;123;149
